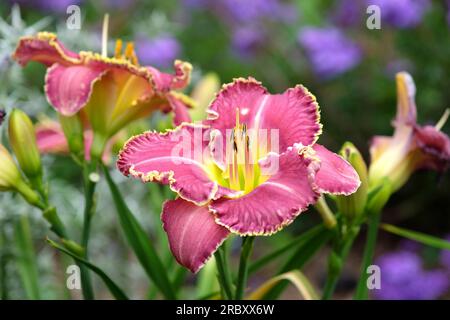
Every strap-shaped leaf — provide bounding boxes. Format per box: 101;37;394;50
381;223;450;250
247;271;319;300
102;165;176;299
262;226;331;299
47;238;129;300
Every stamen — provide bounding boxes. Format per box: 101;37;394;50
101;14;110;57
435;108;450;131
125;42;138;64
114;39;123;59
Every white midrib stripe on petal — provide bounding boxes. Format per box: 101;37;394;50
252;95;270;130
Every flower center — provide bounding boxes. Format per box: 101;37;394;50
212;108;270;194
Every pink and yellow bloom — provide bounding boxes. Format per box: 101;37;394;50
117;78;360;273
34;119;117;163
13;32;193;158
369;72;450;191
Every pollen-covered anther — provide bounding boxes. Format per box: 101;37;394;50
114;39;139;65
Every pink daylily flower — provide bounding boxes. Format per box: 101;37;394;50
12;32;193;141
369;72;450;191
117;78;360;273
35;119;116;163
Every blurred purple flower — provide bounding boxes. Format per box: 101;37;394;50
333;0;364;27
9;0;83;13
135;35;181;69
182;0;208;9
231;26;265;58
298;27;362;79
375;251;449;300
440;235;450;270
220;0;295;23
367;0;430;28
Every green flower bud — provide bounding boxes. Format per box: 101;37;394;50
8;109;42;181
0;144;41;206
336;142;369;220
0;143;23;191
367;178;392;214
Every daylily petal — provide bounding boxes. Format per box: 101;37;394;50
162;198;229;273
210;147;320;236
147;60;192;92
206;78;322;156
369;135;394;163
165;92;193;126
13;32;80;67
117;123;238;205
45;64;105;116
413;125;450;171
394;72;417;127
35;121;68;154
312;144;361;195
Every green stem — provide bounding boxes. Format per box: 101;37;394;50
14;215;41;299
354;212;381;299
322;226;360;300
79;160;98;300
214;246;233;300
235;237;255;300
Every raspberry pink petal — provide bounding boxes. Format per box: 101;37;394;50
146;60;192;92
166;93;193;126
206;78;322;154
45;64;105;116
162;198;229;273
35;122;69;154
13;32;80;67
117;123;238;205
210;148;320;236
413;125;450;171
313;144;361;195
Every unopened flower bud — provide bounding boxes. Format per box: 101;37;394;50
336;142;368;219
8;109;42;181
0;144;40;206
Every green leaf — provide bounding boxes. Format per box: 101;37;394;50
381;223;450;250
249;224;325;274
262;226;331;299
196;258;220;299
14;215;41;299
102;165;176;299
247;271;319;300
47;238;129;300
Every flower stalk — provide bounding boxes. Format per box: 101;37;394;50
214;245;234;300
235;236;255;300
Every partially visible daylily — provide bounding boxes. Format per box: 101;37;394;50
118;77;360;273
35;118;118;163
369;72;450;192
13;31;193;159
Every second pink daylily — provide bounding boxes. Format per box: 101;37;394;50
118;78;361;273
369;72;450;191
13;32;193;157
34;119;118;163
